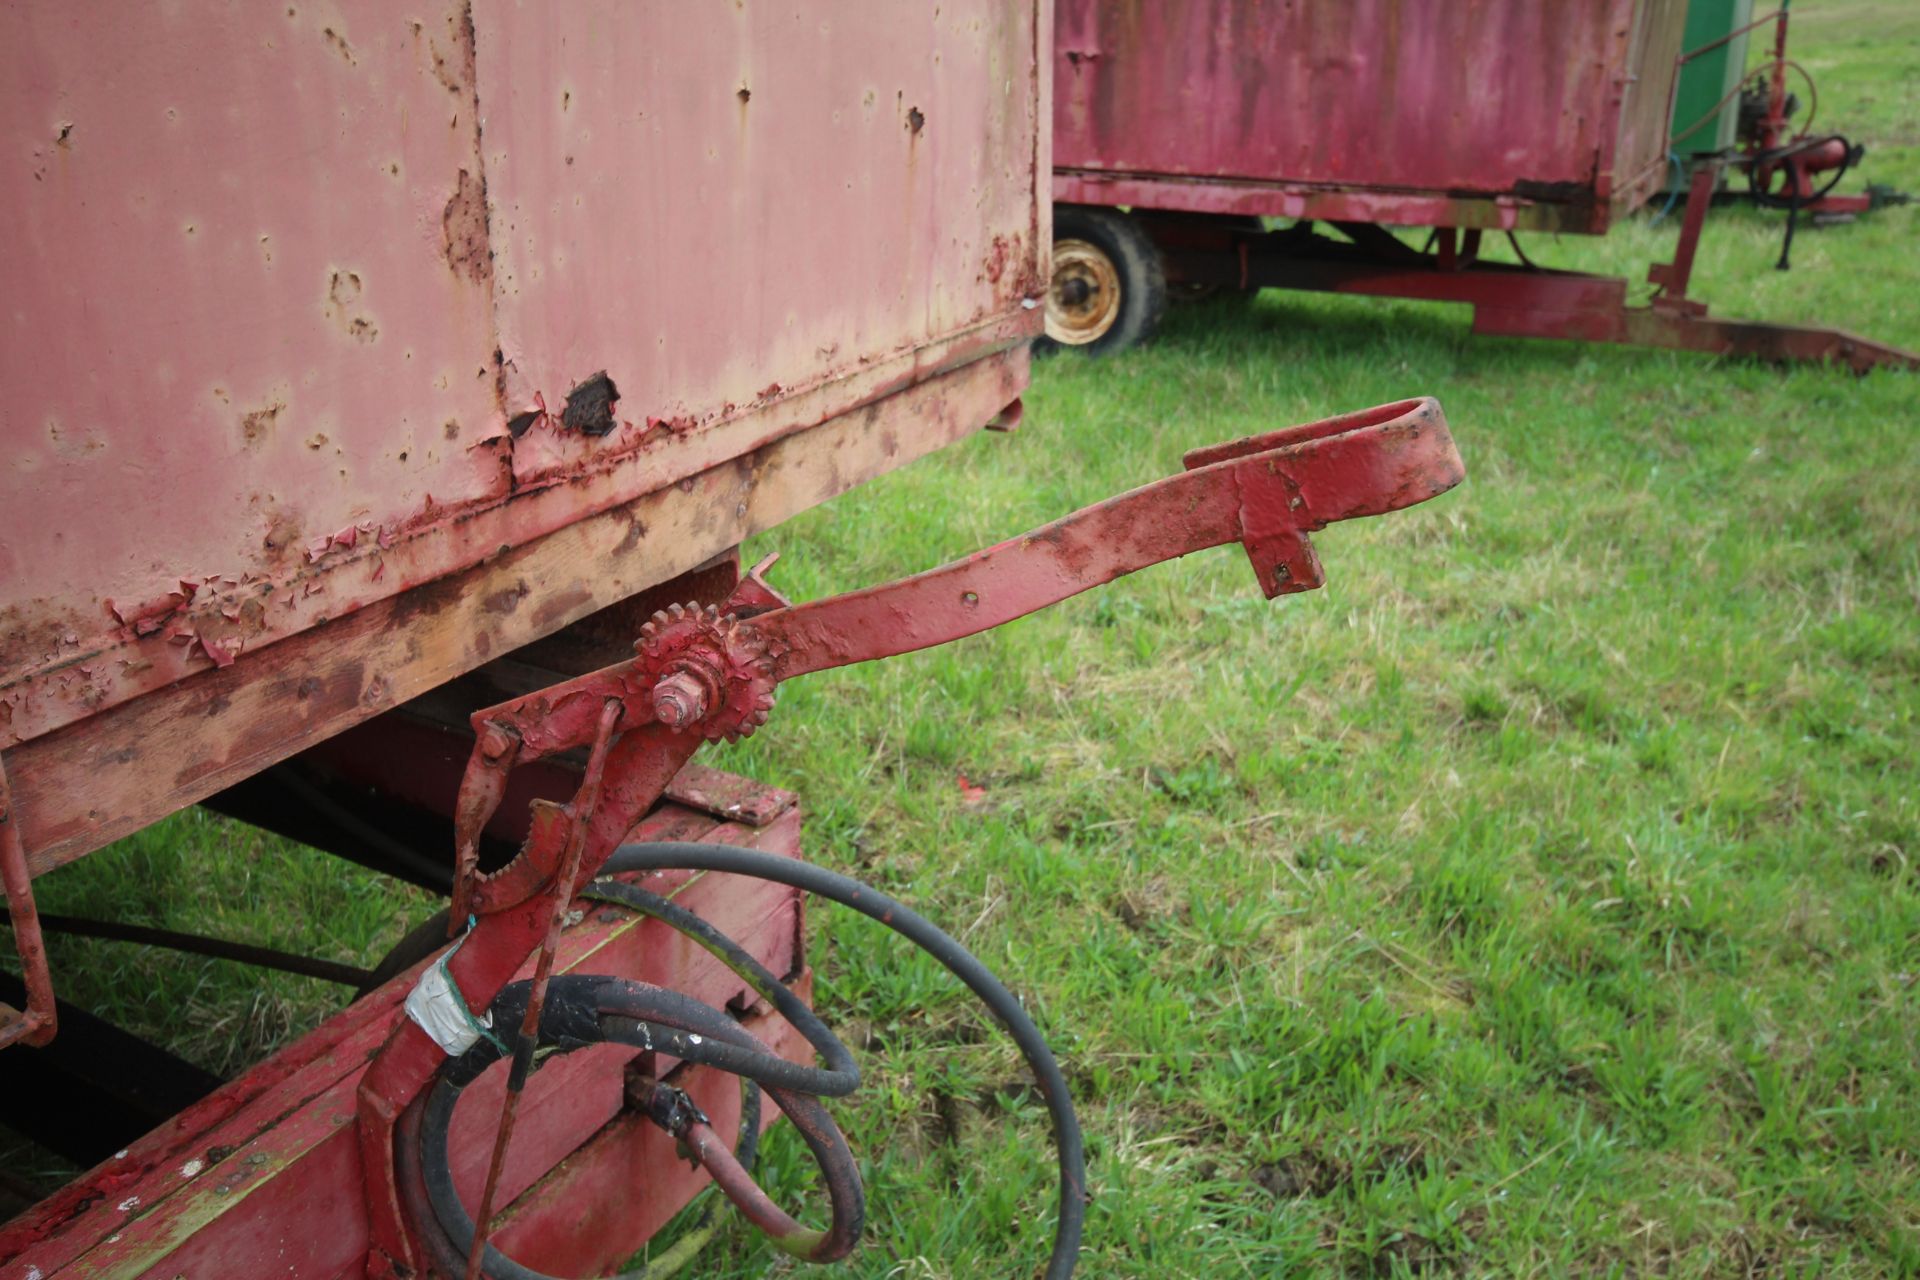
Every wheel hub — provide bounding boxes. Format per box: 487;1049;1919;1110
1044;238;1123;345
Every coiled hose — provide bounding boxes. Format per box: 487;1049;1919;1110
412;841;1086;1279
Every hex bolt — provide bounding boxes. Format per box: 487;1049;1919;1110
477;722;517;761
652;670;710;730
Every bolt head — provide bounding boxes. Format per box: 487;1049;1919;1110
651;670;708;729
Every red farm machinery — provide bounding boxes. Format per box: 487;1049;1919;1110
1043;0;1918;371
0;4;1464;1277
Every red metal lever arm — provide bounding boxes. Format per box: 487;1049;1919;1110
358;395;1463;1274
755;396;1461;680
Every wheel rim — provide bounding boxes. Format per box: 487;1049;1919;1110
1044;238;1123;345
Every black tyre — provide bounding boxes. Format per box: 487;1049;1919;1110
1039;205;1166;356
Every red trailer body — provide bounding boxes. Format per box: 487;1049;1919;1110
1;0;1048;876
1054;0;1684;234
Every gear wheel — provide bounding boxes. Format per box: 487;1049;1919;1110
634;603;776;742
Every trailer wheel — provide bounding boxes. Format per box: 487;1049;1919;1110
1040;206;1166;355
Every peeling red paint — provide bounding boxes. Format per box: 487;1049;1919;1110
198;633;240;669
109;591;193;639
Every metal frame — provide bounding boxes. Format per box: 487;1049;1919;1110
1141;171;1920;373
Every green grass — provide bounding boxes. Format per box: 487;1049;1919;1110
9;2;1919;1273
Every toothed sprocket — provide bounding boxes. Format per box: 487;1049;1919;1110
633;603;776;742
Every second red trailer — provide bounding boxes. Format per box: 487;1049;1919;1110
1044;0;1916;371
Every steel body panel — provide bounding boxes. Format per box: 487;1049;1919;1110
0;1;1048;865
1052;0;1687;232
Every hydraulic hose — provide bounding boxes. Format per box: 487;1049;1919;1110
600;842;1086;1280
1745;133;1856;270
420;973;864;1279
410;841;1085;1280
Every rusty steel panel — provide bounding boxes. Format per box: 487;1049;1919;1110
10;347;1024;877
475;1;1046;471
1052;0;1687;232
0;2;1048;861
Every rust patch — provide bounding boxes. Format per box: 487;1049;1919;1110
982;234;1011;284
322;26;356;65
324;271;378;343
3;600;101;667
490;346;509;418
262;508;304;563
561;372;619;436
442;168;491;286
906;105;926;134
241;400;285;447
425;3;477;97
431;3;491;291
483;582;529;616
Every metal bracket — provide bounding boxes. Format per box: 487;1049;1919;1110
0;754;56;1050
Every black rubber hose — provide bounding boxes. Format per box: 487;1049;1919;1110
602;841;1086;1280
1744;133;1855;271
1747;134;1855;210
413;843;1084;1278
584;880;859;1099
420;974;863;1279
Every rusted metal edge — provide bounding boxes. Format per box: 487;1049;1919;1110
1053;169;1608;234
0;798;798;1276
0;315;1036;755
662;764;797;830
11;349;1025;877
0;755;56;1048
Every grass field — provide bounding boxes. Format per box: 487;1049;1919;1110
10;3;1919;1274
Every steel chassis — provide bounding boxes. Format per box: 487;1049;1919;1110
1139;161;1918;373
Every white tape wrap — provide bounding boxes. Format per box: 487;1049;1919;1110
404;958;492;1056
